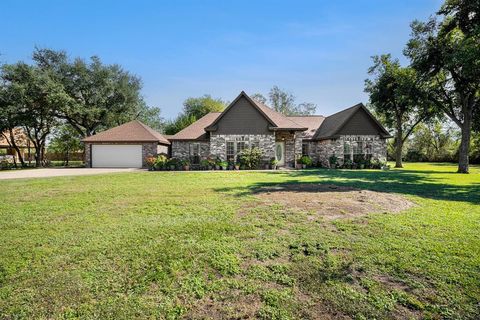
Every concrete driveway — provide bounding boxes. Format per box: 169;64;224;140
0;168;141;180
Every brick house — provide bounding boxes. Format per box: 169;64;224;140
169;91;391;168
83;91;391;168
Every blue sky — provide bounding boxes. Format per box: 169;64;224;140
2;0;442;119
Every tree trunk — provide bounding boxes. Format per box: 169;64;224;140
7;129;26;167
395;120;403;168
455;95;474;174
32;141;43;167
457;121;471;174
34;148;42;167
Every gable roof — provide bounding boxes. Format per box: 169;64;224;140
313;103;391;140
169;112;221;140
82;120;170;144
205;91;307;131
286;116;325;139
165;93;392;142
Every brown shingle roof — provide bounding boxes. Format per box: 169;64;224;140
169;112;221;140
250;98;308;130
313;104;361;140
286;116;325;139
82;120;170;144
313;103;391;140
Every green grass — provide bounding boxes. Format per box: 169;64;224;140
0;163;479;319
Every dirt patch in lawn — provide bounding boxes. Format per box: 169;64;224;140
185;290;262;319
252;183;414;220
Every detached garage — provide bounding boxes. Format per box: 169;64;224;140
82;120;170;168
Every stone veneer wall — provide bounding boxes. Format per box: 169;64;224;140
275;131;302;167
142;143;158;167
313;135;387;166
84;142;159;168
304;141;319;164
171;141;210;160
210;134;275;163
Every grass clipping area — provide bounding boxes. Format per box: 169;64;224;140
0;163;479;319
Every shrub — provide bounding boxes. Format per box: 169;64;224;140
405;149;427;162
167;157;179;169
299;155;312;167
219;160;228;169
239;147;263;169
200;159;210;169
154;154;168;169
353;154;365;165
270;157;279;166
145;156;156;169
343;158;353;169
329;155;338;168
206;156;216;167
180;159;190;167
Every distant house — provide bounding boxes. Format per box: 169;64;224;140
0;128;34;163
83;91;391;168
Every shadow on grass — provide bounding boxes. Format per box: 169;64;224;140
215;169;480;204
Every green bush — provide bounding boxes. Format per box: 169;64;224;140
200;159;210;169
329;155;338;168
154;154;168;169
299;155;312;166
167;157;179;169
239;147;263;169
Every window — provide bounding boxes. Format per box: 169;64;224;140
365;142;373;160
226;140;252;162
352;141;363;155
302;143;309;156
226;141;235;161
189;143;200;164
237;141;247;154
343;142;351;162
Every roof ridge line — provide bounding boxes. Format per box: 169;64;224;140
324;103;363;118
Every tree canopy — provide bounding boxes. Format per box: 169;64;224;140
404;0;480;172
365;54;433;168
33;48;148;137
261;86;317;116
164;95;226;135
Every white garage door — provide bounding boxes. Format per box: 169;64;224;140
92;145;143;168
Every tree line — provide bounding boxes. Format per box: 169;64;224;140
365;0;479;173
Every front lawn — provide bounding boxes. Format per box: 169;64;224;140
0;163;479;319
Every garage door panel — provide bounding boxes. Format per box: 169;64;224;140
92;145;142;168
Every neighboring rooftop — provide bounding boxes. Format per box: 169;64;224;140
83;120;170;144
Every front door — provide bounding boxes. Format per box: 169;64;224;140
275;142;285;166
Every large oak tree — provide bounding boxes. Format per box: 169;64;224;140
33;48;147;137
1;63;64;166
405;0;480;173
365;55;433;168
